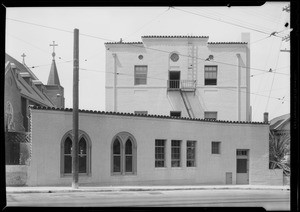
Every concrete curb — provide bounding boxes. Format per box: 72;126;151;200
7;186;290;194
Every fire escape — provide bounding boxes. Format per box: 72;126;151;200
167;41;197;118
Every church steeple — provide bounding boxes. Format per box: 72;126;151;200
47;41;61;86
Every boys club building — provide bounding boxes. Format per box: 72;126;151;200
5;34;284;186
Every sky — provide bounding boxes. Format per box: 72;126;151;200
5;2;290;122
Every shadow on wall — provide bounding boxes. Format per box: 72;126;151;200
167;90;205;118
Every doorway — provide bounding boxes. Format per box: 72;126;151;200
236;149;249;184
169;71;180;89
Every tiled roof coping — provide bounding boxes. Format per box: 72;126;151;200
105;42;143;45
29;106;268;125
208;42;248;45
142;35;209;38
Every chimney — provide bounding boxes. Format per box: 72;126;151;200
263;112;269;123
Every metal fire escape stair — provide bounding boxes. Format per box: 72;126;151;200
179;41;198;118
180;90;194;118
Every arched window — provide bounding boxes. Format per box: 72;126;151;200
113;139;121;173
64;137;72;174
61;130;91;176
79;137;87;173
125;139;133;173
111;132;137;175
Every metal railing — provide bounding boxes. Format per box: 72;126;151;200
167;80;196;91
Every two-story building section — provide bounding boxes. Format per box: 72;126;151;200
105;33;251;121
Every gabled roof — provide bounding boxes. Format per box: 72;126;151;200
270;113;290;131
30;106;268;125
47;59;61;86
5;53;39;80
5;53;55;107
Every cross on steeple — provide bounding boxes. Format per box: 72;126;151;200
50;41;58;59
21;53;26;64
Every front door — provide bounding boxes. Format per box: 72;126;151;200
236;149;249;184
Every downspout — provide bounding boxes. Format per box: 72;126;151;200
112;53;117;112
236;53;241;122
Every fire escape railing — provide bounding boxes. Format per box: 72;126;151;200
167;80;196;91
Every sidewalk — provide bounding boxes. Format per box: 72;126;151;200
6;185;290;194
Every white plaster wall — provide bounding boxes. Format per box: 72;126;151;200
28;109;281;186
105;41;250;121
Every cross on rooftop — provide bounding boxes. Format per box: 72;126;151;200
21;53;26;64
50;41;58;59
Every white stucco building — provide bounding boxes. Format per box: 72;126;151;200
105;34;251;121
24;106;282;186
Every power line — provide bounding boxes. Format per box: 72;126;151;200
265;40;284;111
7;17;289;76
78;67;287;102
172;7;285;39
123;7;170;41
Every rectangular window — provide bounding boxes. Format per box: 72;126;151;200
212;141;221;154
204;66;217;85
171;140;181;167
134;111;148;115
134;65;148;85
170;111;181;117
155;139;165;167
187;141;196;167
204;111;218;120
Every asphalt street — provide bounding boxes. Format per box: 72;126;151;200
6;189;290;210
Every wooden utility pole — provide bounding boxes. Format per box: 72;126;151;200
72;28;79;189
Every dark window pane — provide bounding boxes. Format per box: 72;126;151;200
205;79;217;85
187;160;195;167
125;140;132;154
237;159;247;173
172;161;180;167
64;137;72;154
79;138;86;154
113;139;120;154
64;155;72;173
79;156;87;173
113;156;121;172
125;156;132;172
155;160;164;167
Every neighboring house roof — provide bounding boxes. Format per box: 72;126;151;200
5;53;55;107
270;113;290;131
30;106;268;125
5;53;39;80
47;59;61;86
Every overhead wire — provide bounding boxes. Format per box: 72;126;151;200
6;17;289;76
172;7;285;39
123;7;171;42
189;7;281;37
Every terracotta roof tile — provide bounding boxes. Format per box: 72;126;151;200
208;42;248;45
30;106;268;125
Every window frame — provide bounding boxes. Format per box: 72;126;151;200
204;111;218;120
170;111;181;117
211;141;221;154
60;130;92;177
204;65;218;86
111;132;137;175
187;140;196;167
171;140;181;167
134;65;148;85
155;139;166;168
